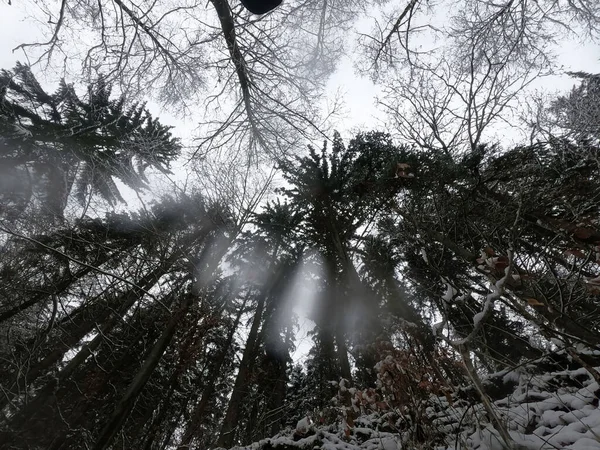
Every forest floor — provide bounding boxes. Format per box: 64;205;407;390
227;350;600;450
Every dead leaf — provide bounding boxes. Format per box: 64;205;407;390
526;298;545;306
445;391;454;406
565;249;587;259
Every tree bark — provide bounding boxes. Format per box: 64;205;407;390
177;292;249;449
93;293;193;450
217;292;266;448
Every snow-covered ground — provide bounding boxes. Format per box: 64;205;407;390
227;351;600;450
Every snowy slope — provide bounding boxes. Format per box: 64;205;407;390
225;351;600;450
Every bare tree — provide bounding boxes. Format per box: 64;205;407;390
361;0;599;74
377;45;545;153
358;0;600;153
11;0;365;163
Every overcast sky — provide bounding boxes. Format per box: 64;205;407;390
2;2;600;144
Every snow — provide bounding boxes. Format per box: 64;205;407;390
432;321;445;336
442;281;457;303
230;351;600;450
421;248;429;264
502;370;521;384
12;123;33;138
339;379;348;392
295;417;312;435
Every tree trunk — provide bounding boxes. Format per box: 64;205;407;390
3;225;217;439
269;366;287;436
3;285;183;447
217;292;266;448
142;385;184;450
93;293;193;450
267;327;290;437
336;322;352;381
0;264;95;324
177;292;249;449
216;245;290;449
0;260;184;415
244;397;261;444
327;216;360;383
386;276;436;353
93;228;233;450
129;319;203;448
21;223;216;390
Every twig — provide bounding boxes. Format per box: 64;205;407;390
0;222;169;312
374;0;420;65
459;345;516;450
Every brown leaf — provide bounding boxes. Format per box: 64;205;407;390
347;416;354;428
585;284;600;296
585;275;600;286
445;392;454;406
493;256;509;271
526;298;545;306
375;401;389;411
484;247;495;256
565;249;587;259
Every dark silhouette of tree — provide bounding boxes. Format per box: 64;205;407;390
0;193;234;449
2;124;600;450
549;72;600;140
217;200;302;448
383;139;600;368
276;132;415;390
0;63;180;221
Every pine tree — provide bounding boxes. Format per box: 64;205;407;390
0;63;180;220
0;193;234;449
277;132;415;390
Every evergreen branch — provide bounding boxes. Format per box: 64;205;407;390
0;221;170;312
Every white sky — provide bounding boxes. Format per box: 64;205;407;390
2;2;599;144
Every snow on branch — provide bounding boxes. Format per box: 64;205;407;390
450;248;514;347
